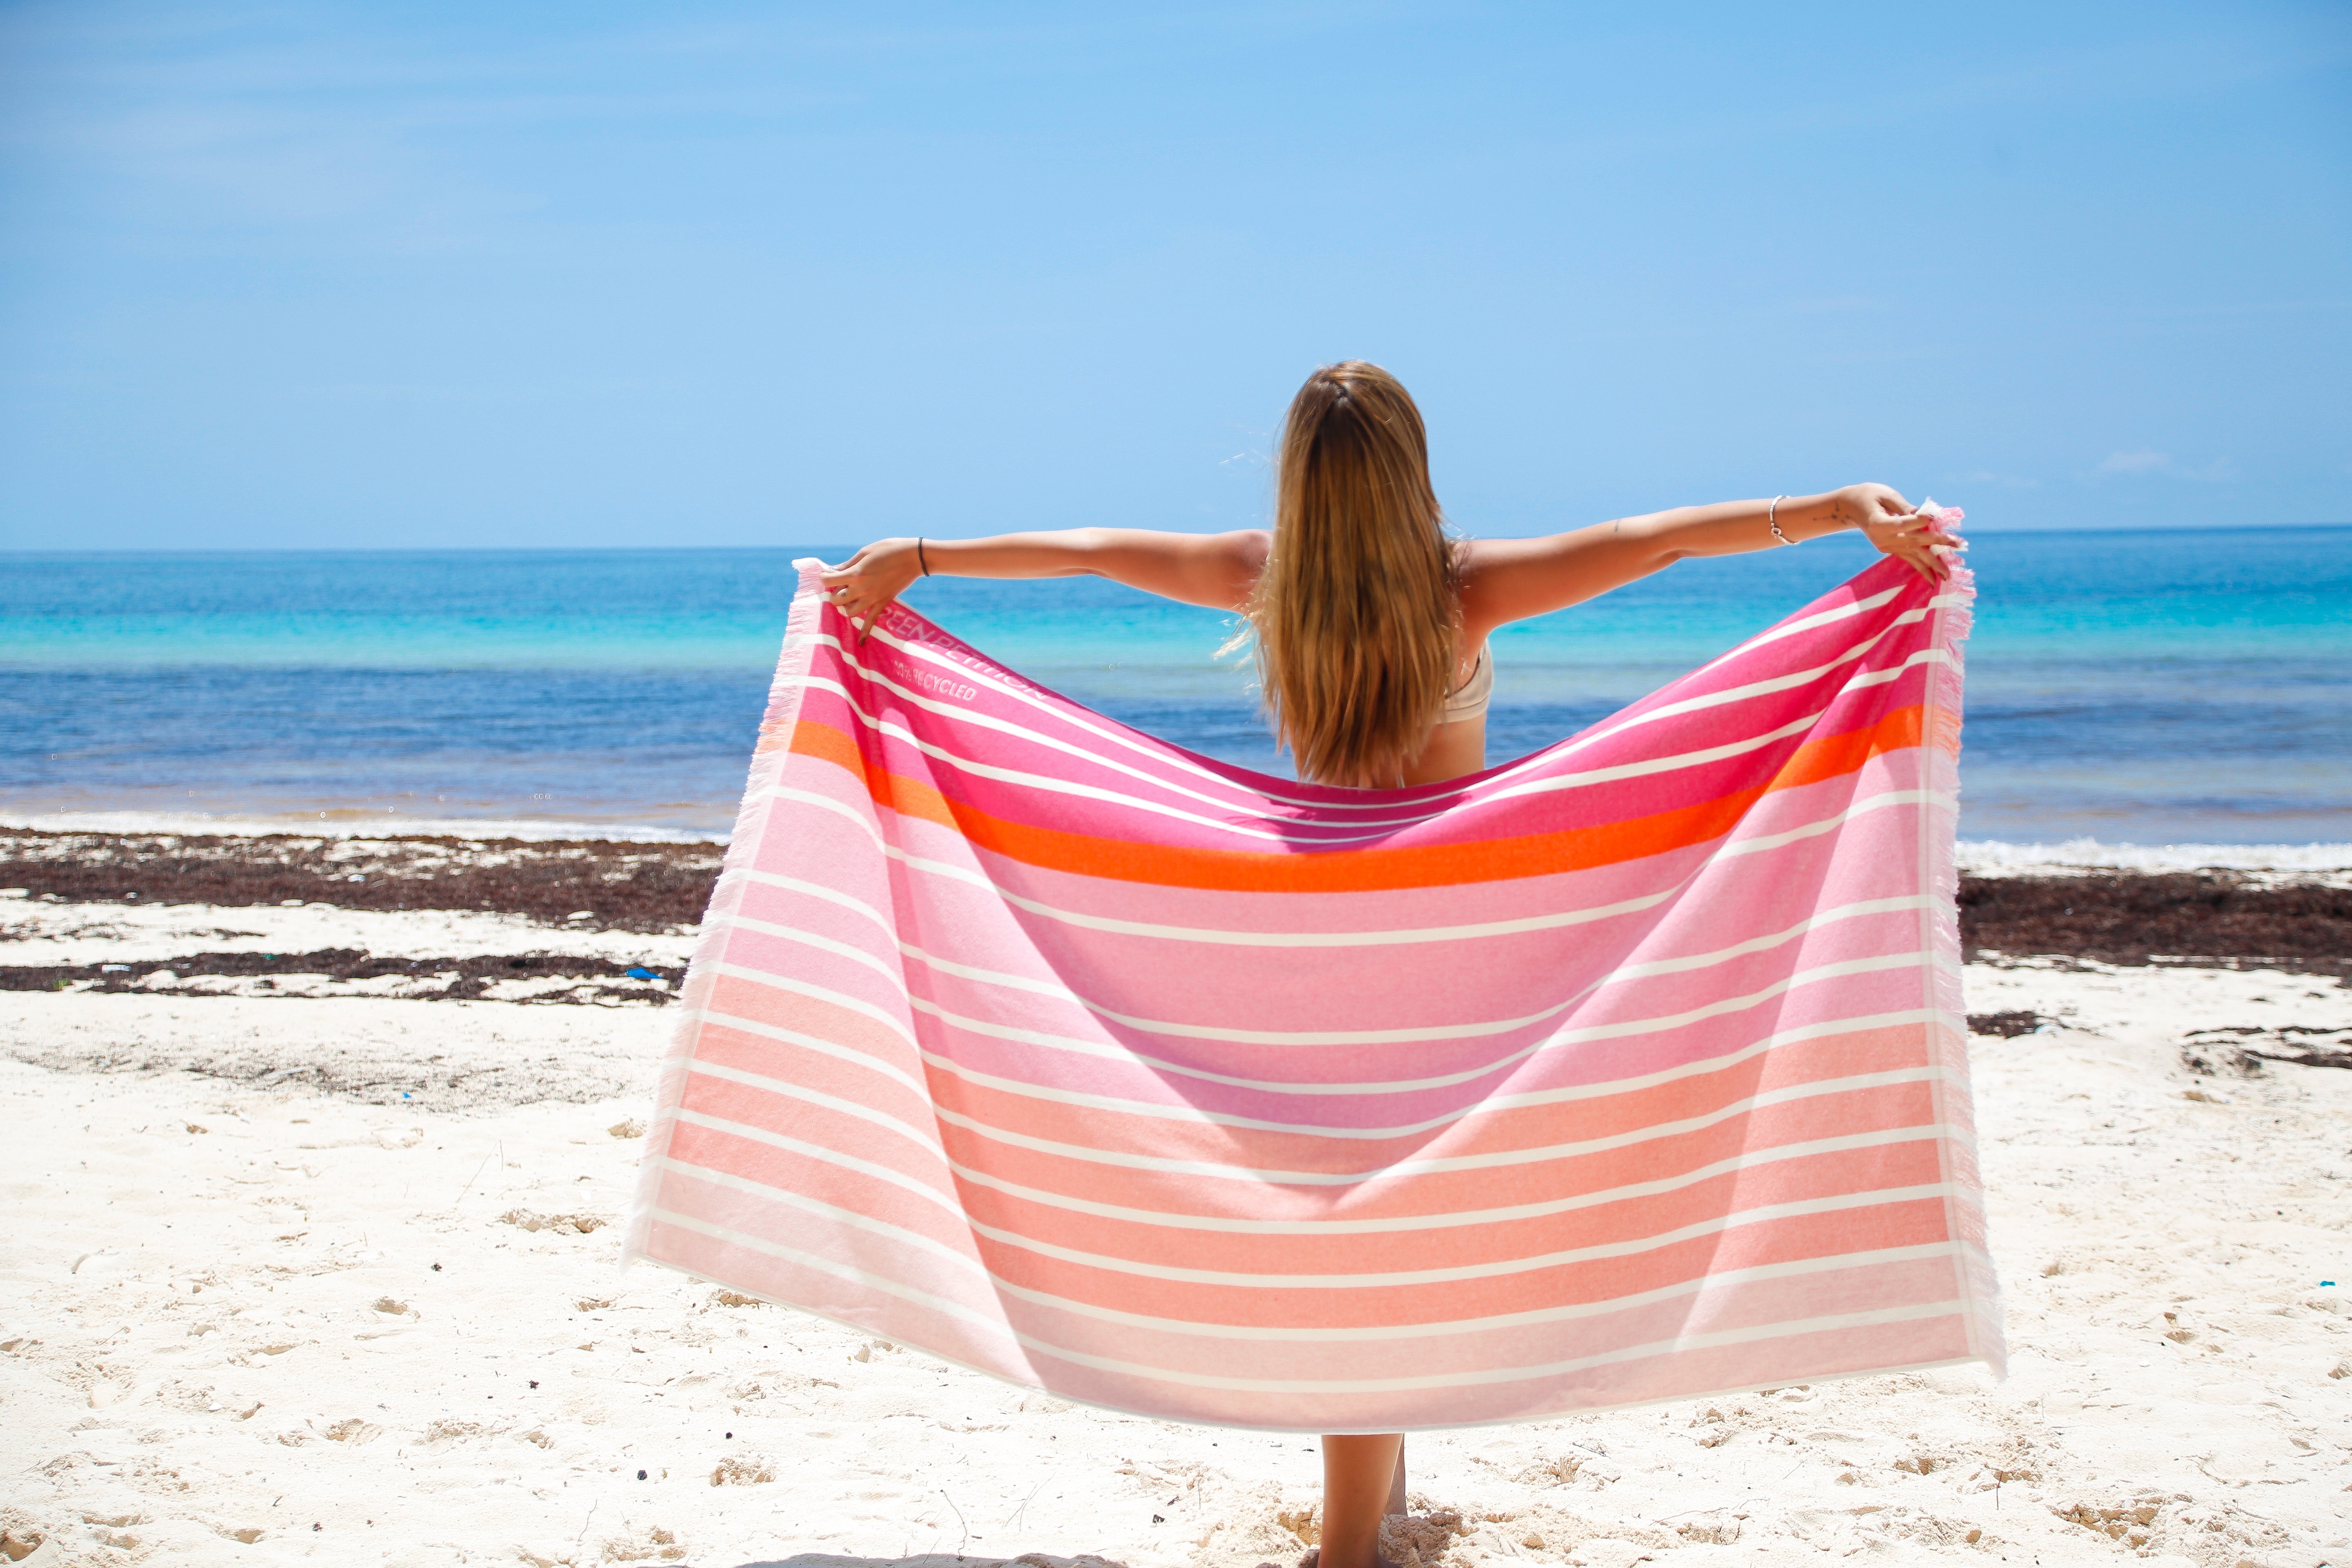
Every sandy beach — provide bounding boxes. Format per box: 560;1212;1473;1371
4;837;2349;1568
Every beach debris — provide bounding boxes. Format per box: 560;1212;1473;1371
1379;1509;1470;1566
595;1523;684;1561
314;1418;379;1444
2180;1034;2266;1078
2185;1025;2352;1070
626;966;658;980
1673;1511;1743;1545
4;948;682;1006
0;1529;58;1566
2050;1494;2170;1550
1967;1010;2046;1038
709;1455;773;1486
0;827;723;929
608;1118;646;1138
499;1209;606;1234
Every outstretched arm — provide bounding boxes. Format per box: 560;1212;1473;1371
819;529;1270;637
1457;483;1954;638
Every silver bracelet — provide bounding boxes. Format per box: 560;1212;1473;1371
1768;495;1791;545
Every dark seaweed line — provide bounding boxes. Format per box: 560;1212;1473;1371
0;949;677;1004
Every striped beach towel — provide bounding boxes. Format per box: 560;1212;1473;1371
624;529;2000;1432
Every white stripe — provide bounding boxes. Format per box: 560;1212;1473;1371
668;1108;959;1213
1534;609;1942;756
685;1046;934;1136
691;984;1955;1155
983;1241;1972;1343
664;1079;1946;1234
653;1148;1947;1290
906;946;1936;1082
913;1000;1961;1142
1013;1297;1970;1395
1482;709;1824;806
715;941;1937;1080
816;638;1441;827
681;1038;1956;1196
728;870;898;937
776;677;1323;844
646;1203;1010;1334
709;965;919;1045
943;1121;1947;1235
715;874;1943;1062
960;1181;1957;1288
647;1201;1970;1394
724;914;905;983
779;640;1949;846
765;782;886;848
839;584;1957;822
718;779;1948;953
654;1203;1976;1401
1718;789;1951;860
885;894;1940;1055
654;1162;1973;1346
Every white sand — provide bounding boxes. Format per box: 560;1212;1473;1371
1;892;697;973
4;924;2350;1567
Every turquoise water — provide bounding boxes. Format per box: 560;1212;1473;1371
4;528;2348;843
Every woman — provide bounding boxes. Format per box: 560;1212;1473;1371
820;361;1953;1568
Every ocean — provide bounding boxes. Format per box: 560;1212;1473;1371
4;527;2348;850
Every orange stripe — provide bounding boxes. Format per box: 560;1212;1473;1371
787;705;1924;892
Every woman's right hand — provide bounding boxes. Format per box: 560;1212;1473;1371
818;538;924;640
1840;484;1958;584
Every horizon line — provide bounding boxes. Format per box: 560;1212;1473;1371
6;520;2352;557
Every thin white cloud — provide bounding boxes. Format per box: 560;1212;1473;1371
2094;450;2236;482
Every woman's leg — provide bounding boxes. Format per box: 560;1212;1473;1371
1317;1432;1405;1568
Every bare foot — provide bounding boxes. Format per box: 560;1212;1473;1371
1296;1552;1407;1568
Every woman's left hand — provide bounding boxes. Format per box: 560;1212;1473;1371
818;538;924;640
1840;483;1960;584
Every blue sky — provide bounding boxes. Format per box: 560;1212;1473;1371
0;2;2345;550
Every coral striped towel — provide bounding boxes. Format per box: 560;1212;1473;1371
624;532;2001;1432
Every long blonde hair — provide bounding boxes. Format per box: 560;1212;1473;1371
1245;361;1459;788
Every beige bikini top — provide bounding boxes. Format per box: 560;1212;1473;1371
1441;641;1493;722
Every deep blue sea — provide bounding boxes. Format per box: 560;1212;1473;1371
4;527;2348;846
